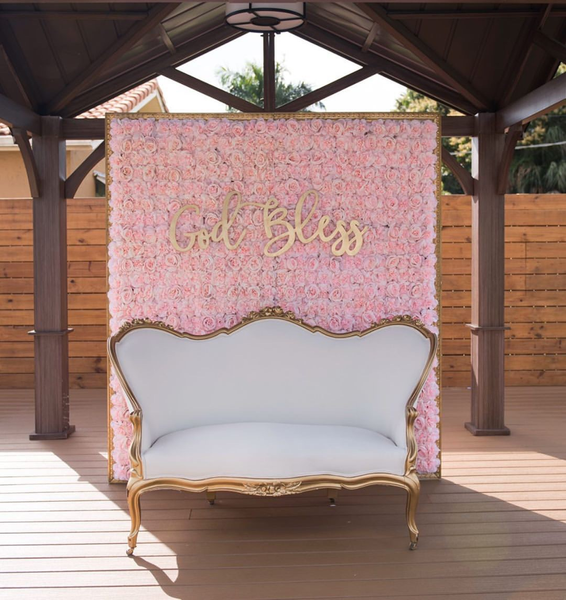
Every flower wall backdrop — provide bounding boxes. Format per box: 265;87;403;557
107;113;441;482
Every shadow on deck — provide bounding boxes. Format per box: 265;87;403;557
0;387;565;599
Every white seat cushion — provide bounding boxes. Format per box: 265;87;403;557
142;422;407;480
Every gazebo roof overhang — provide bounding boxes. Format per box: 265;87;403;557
0;2;565;129
1;1;565;441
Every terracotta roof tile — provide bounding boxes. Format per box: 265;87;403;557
0;79;165;137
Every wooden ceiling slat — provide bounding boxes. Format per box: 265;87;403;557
468;16;529;101
36;18;70;85
413;13;463;72
467;18;493;83
445;17;490;87
0;20;48;105
357;3;493;111
441;17;457;62
43;2;179;114
0;21;41;108
76;8;119;65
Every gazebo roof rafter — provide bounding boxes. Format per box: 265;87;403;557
43;2;180;114
357;2;493;111
293;21;481;115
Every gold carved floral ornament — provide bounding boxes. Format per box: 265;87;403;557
242;481;303;496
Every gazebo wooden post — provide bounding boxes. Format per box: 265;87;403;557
466;112;510;436
29;116;75;440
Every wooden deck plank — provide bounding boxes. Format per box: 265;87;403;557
0;387;565;597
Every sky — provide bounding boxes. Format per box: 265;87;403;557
157;33;407;113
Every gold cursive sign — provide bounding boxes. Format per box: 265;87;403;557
169;190;367;258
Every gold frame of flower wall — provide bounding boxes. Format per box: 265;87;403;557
105;112;443;483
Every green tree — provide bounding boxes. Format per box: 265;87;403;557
508;66;566;193
395;63;566;194
217;61;324;111
394;89;470;194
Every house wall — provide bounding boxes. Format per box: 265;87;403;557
0;146;98;198
0;194;565;388
0;95;165;199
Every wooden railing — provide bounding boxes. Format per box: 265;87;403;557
0;195;565;388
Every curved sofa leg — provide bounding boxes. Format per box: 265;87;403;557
126;484;142;556
206;491;216;506
405;474;420;550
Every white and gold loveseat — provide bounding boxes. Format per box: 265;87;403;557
109;307;437;555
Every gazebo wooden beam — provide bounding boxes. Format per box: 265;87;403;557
499;5;552;107
497;71;566;130
0;46;33;108
294;23;480;115
0;21;41;108
30;116;74;440
466;112;509;436
277;66;379;112
0;92;41;134
61;118;106;140
388;8;566;19
0;10;149;20
158;23;176;55
442;115;475;137
59;115;476;141
61;23;241;118
65;143;105;199
357;3;492;111
441;147;474;196
11;128;40;198
44;3;179;114
263;33;276;112
533;30;566;62
161;67;262;113
497;124;524;195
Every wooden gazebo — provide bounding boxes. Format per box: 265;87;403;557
1;1;565;440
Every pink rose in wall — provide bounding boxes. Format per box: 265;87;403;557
107;115;441;481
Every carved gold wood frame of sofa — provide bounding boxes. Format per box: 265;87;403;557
108;307;438;555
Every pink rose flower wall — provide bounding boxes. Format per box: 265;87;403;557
107;115;441;481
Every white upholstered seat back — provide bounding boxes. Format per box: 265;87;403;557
112;319;433;453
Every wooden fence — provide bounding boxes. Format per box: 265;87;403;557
0;195;565;388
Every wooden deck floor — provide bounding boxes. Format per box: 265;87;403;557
1;387;566;599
